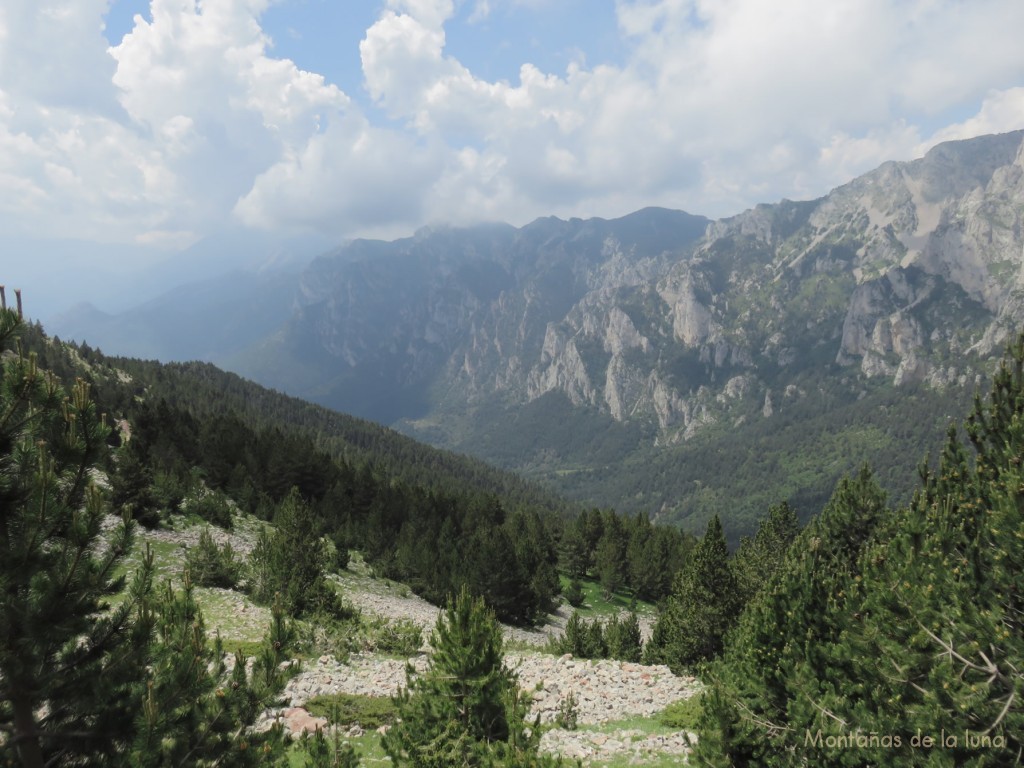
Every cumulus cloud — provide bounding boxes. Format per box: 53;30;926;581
348;0;1024;224
926;88;1024;147
0;0;430;246
1;0;1022;254
234;113;443;234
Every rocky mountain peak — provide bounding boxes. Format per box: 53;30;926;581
232;130;1024;455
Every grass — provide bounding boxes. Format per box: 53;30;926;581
194;586;270;644
587;752;691;767
575;714;679;737
558;575;657;619
304;693;398;729
284;730;392;767
555;710;699;767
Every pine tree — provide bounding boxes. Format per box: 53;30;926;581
625;511;654;597
605;612;643;663
731;501;800;605
558;523;590;579
129;575;292;767
645;515;739;673
0;308;154;767
382;586;556;767
594;512;628;597
564;577;585;608
187;526;242;588
839;344;1024;763
464;525;537;626
693;468;889;765
249;487;346;617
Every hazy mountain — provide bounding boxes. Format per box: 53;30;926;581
231;208;710;423
228;130;1024;537
49;267;303;363
44;130;1024;539
36;226;329;362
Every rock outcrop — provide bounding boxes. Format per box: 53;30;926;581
233;131;1024;450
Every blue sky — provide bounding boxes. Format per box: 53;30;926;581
101;1;628;131
2;0;1024;317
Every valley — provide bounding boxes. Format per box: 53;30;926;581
6;129;1024;767
51;130;1024;542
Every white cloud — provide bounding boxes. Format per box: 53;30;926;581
925;88;1024;148
234;113;444;235
1;0;1023;259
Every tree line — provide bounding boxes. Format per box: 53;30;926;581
637;337;1024;764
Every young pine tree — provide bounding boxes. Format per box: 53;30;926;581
645;515;739;673
605;612;643;663
594;512;628;598
693;468;888;766
0;308;154;767
382;586;558;767
731;501;800;605
249;487;347;617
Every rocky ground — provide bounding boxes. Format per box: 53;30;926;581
263;651;701;763
135;519;701;765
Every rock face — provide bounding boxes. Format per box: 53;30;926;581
237;130;1024;445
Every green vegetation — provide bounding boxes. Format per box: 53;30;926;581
555;575;655;619
21;322;579;626
0;309;152;766
692;338;1024;764
644;516;739;672
548;611;643;662
7;266;1019;767
186;526;243;588
0;306;291;765
305;694;398;730
658;696;704;731
437;370;973;546
382;587;560;767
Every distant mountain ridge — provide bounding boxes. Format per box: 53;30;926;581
50;130;1024;538
50;268;301;363
234;207;711;424
238;131;1024;435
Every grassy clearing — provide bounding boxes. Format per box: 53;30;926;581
284;731;392;767
574;714;678;737
304;693;398;729
558;575;657;620
560;711;697;767
587;752;690;767
194;586;270;644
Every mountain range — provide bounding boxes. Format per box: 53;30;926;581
50;129;1024;539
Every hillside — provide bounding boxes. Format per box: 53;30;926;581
1;304;704;766
235;132;1024;539
40;131;1024;542
23;321;576;519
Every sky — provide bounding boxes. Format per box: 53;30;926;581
2;0;1024;318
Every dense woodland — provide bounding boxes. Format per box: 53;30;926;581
461;372;976;545
637;346;1024;764
20;320;692;623
2;305;1021;766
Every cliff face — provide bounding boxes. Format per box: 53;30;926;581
239;131;1024;446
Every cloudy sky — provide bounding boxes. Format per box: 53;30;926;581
3;0;1024;316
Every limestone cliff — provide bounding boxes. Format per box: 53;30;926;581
238;131;1024;446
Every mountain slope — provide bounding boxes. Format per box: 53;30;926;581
227;131;1024;539
39;131;1024;541
49;268;302;363
22;322;577;519
231;208;711;424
